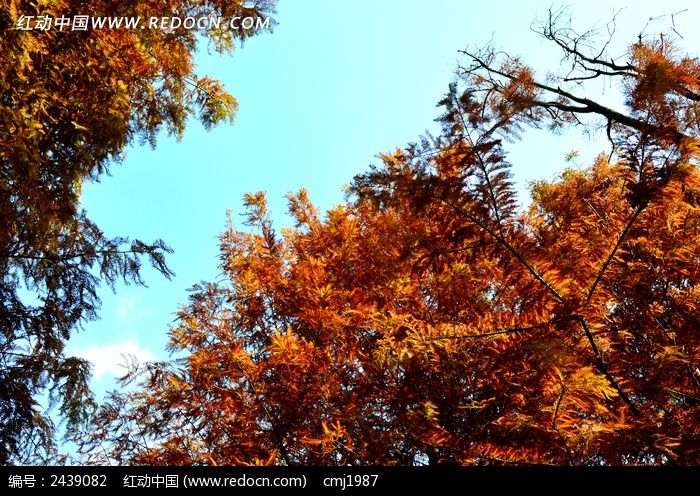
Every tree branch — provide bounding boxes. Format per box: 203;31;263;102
542;22;635;73
0;249;150;262
577;316;640;415
460;50;690;145
435;195;565;303
551;383;575;465
425;319;555;342
586;204;645;302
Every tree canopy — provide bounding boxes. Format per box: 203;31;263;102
78;14;699;465
0;0;276;464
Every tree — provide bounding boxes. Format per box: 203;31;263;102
78;14;698;465
0;0;276;464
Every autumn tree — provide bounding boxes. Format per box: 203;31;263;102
0;0;276;464
78;13;698;465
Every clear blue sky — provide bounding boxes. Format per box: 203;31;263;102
65;0;700;396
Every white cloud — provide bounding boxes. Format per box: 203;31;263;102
116;293;137;320
72;341;155;380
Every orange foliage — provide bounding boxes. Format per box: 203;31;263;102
79;21;699;466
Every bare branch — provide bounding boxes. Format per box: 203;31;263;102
460;50;690;145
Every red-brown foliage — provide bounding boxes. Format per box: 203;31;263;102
79;16;699;465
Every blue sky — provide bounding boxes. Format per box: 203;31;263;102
65;0;700;396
